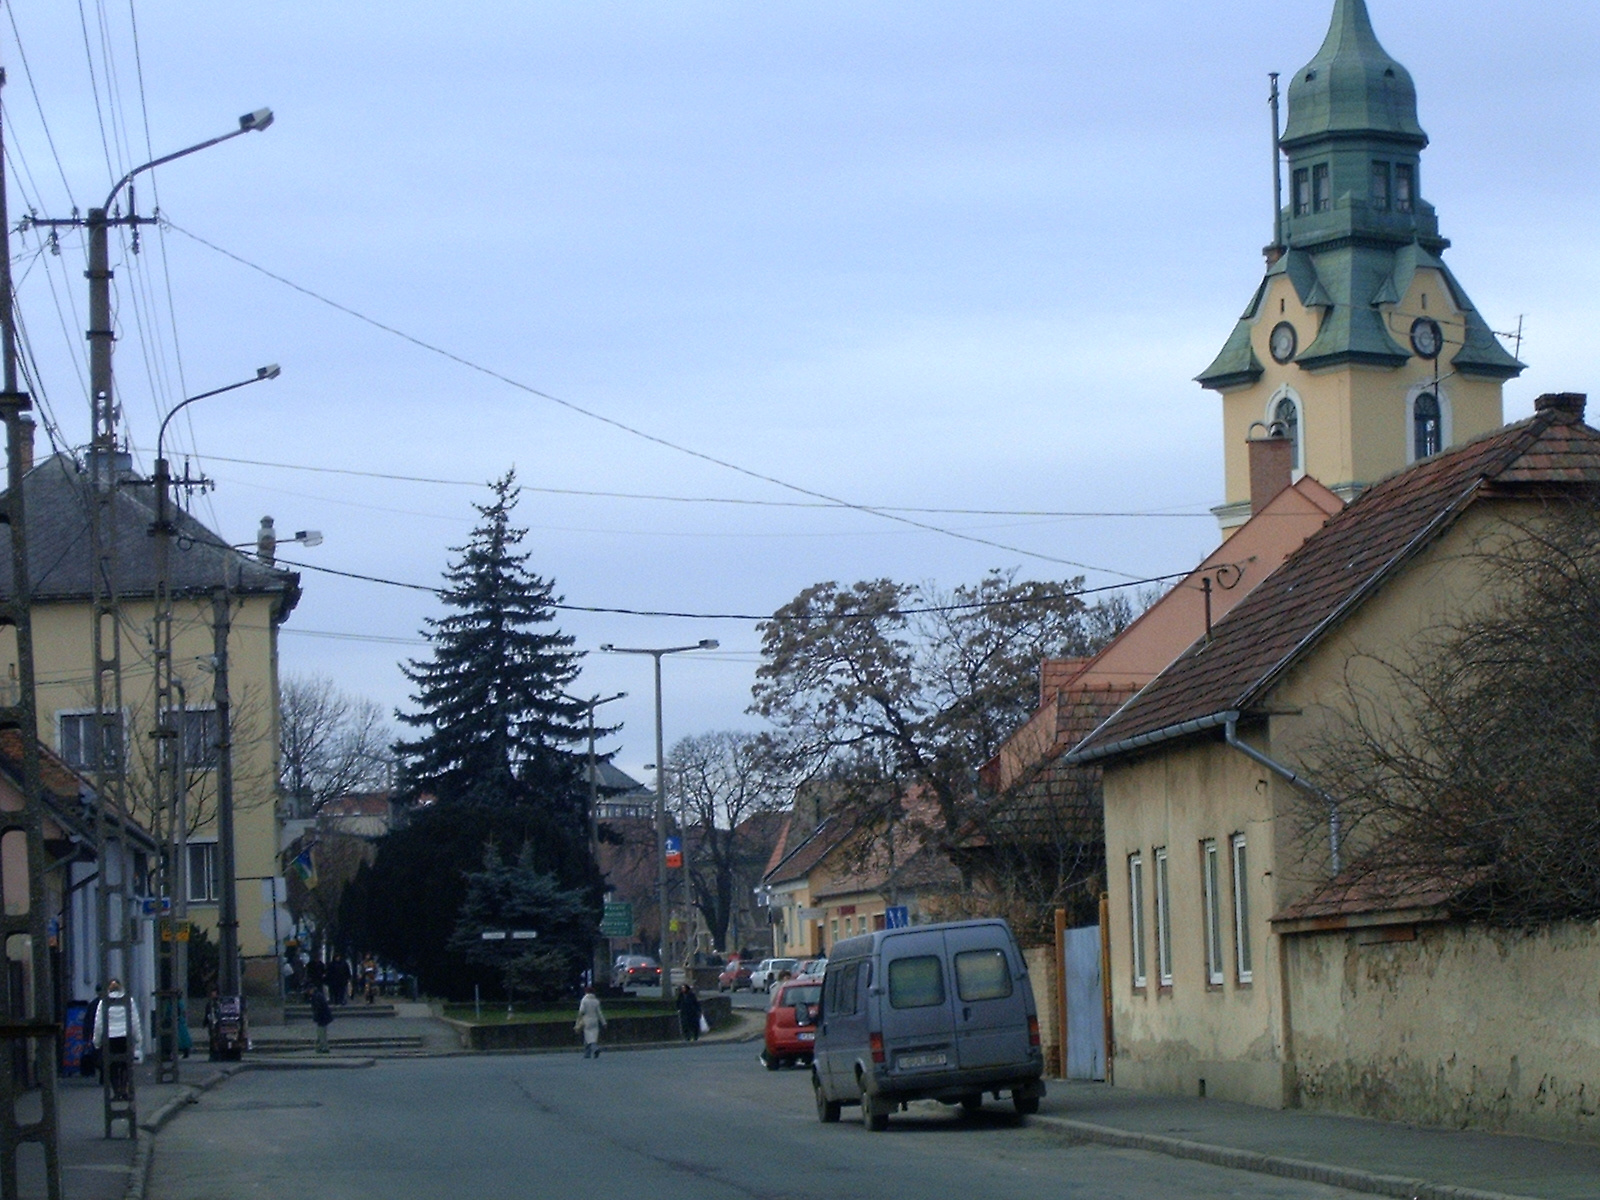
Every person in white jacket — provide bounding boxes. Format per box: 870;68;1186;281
574;986;606;1059
92;979;143;1098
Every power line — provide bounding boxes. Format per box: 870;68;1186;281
147;447;1214;520
161;219;1148;581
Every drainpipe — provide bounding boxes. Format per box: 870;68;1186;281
1222;713;1341;874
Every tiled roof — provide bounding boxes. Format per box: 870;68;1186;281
1271;861;1477;928
763;815;851;887
1072;407;1600;762
0;454;299;612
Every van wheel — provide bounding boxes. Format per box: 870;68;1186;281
1013;1093;1040;1116
861;1086;890;1132
813;1074;841;1124
960;1094;983;1114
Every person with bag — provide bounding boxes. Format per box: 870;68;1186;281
574;986;606;1059
676;984;703;1043
91;979;143;1099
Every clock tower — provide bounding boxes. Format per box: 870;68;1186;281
1199;0;1523;529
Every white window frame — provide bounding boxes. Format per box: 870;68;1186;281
1128;853;1147;989
1404;383;1453;465
1231;834;1254;984
1264;386;1305;477
1154;847;1173;987
187;840;219;905
1201;840;1224;987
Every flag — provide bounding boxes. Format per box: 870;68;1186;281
291;848;318;890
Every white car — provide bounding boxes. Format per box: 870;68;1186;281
749;958;800;992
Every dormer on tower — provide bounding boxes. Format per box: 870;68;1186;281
1199;0;1523;532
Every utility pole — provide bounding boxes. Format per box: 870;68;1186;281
574;691;625;988
212;587;240;1000
0;63;63;1200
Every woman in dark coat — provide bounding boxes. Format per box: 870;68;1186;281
676;984;702;1042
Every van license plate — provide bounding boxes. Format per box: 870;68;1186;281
897;1052;947;1071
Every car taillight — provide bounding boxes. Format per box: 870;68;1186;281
869;1033;885;1064
1028;1016;1041;1048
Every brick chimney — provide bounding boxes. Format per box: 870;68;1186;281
15;418;32;473
1248;425;1294;514
1534;393;1587;421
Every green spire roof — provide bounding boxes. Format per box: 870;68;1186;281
1281;0;1426;149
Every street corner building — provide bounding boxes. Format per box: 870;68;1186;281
0;443;301;1007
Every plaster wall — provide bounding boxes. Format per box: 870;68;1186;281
0;591;286;987
1286;921;1600;1144
1102;742;1288;1107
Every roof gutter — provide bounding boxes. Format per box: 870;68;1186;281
1065;710;1234;765
1224;714;1341;874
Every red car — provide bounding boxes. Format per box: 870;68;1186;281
761;978;822;1069
717;959;753;992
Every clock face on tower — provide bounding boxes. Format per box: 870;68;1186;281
1269;321;1298;364
1410;317;1444;360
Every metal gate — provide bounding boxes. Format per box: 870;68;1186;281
1063;925;1105;1081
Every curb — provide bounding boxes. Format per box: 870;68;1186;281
1031;1115;1549;1200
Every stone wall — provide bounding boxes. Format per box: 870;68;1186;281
1023;944;1061;1077
450;993;734;1053
1287;920;1600;1144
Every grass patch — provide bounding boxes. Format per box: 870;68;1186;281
442;999;676;1025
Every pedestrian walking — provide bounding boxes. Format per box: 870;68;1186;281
307;987;334;1054
329;954;351;1006
91;978;143;1099
574;986;606;1059
676;984;702;1043
362;955;378;1004
80;985;104;1077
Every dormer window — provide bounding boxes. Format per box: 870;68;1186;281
1370;162;1390;211
1394;163;1414;213
1312;164;1331;214
1413;391;1442;458
1292;169;1311;217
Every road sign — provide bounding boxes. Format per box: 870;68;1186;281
511;930;538;940
665;836;683;869
600;902;633;938
480;930;508;941
885;906;910;929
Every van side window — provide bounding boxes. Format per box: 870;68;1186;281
826;963;860;1017
954;949;1012;1001
887;955;945;1009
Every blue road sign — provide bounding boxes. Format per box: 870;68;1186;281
885;905;909;929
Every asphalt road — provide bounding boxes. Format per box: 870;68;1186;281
151;1043;1375;1200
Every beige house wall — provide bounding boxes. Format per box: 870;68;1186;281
1;590;285;992
1220;266;1506;507
1287;921;1600;1144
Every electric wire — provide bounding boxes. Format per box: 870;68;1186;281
162;218;1147;581
3;7;78;207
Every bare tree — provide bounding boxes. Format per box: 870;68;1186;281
667;730;789;952
1299;497;1600;925
280;674;393;817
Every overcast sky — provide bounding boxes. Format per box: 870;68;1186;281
3;1;1595;782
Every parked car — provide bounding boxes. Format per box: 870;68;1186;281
762;978;823;1069
611;955;662;990
749;958;800;992
811;918;1045;1130
717;959;753;992
795;957;827;980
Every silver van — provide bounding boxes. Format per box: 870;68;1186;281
811;918;1045;1129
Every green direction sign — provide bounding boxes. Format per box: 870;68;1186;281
600;902;633;938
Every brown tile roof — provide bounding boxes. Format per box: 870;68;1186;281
1071;408;1600;762
1271;862;1482;928
762;815;852;887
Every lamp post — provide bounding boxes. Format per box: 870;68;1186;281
598;640;717;1000
149;367;280;1080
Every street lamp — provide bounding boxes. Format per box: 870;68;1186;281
598;639;718;999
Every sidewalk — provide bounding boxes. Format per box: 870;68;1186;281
55;1064;189;1200
1034;1081;1600;1200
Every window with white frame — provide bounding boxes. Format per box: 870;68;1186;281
57;710;123;772
1154;847;1173;987
180;708;220;770
1201;839;1224;986
1128;853;1147;989
187;841;219;904
1231;834;1253;983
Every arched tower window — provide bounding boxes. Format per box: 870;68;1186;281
1413;391;1442;459
1271;392;1302;473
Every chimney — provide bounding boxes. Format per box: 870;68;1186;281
256;515;277;565
1247;424;1294;514
15;418;32;473
1534;393;1587;421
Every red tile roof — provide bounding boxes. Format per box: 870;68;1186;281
1071;408;1600;762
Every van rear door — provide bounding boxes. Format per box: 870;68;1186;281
943;922;1032;1071
879;928;957;1078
